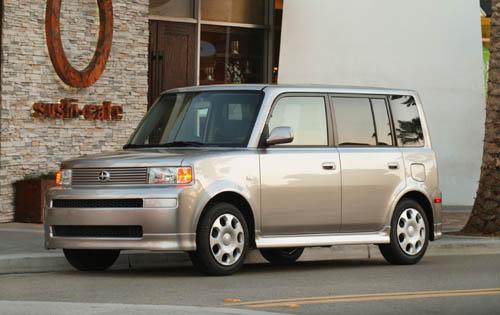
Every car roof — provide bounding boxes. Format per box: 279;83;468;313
164;84;417;97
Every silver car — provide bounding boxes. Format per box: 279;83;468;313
45;84;442;275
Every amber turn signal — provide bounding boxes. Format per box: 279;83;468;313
177;167;193;184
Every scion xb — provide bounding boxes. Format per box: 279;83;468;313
45;84;442;276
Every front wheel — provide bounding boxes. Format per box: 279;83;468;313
260;248;304;265
379;198;429;265
189;202;249;276
63;249;120;271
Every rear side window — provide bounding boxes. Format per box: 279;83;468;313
389;95;424;147
331;97;394;146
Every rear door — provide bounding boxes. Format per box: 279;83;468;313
330;95;405;232
260;94;342;235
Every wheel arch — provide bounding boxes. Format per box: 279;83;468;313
196;191;256;248
394;190;435;241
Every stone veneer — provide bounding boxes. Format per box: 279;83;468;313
0;0;149;222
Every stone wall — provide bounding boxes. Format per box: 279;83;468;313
0;0;149;222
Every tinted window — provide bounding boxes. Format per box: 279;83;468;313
268;96;328;146
332;97;376;146
128;91;262;148
389;95;424;147
371;99;393;146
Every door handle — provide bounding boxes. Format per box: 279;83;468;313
388;162;399;170
322;162;336;170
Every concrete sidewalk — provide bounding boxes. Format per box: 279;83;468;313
1;211;499;274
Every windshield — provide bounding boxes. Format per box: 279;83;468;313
126;91;263;148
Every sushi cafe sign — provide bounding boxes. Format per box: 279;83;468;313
32;99;123;121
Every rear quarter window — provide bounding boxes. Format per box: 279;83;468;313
389;95;425;147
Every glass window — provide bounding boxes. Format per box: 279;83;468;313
149;0;194;18
127;91;262;148
200;25;265;85
371;99;393;146
332;97;376;146
202;0;266;25
389;95;424;147
268;96;328;146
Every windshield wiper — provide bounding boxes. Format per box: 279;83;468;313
123;141;209;149
123;143;152;149
159;141;206;147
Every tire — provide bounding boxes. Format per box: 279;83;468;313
63;249;120;271
189;202;249;276
260;247;304;265
379;198;429;265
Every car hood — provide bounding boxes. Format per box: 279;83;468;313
61;148;240;169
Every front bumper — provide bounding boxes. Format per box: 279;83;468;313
44;186;200;251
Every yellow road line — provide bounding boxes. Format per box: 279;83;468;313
248;290;500;308
225;288;500;308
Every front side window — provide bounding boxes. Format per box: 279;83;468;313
389;95;424;147
127;91;262;148
267;96;328;146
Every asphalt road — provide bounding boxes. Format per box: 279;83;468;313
0;254;499;315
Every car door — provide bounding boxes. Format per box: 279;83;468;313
259;94;342;235
330;95;406;232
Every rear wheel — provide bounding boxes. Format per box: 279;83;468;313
379;198;429;265
189;202;249;276
63;249;120;271
260;247;304;265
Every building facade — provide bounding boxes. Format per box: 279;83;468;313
0;0;281;222
0;0;488;222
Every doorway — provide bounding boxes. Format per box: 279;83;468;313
148;21;196;107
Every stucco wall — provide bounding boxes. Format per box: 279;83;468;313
279;0;485;207
0;0;149;222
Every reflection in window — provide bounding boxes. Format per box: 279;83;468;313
129;91;262;147
268;97;328;146
389;95;424;147
149;0;194;18
196;107;209;137
202;0;265;25
333;97;376;146
200;26;264;85
371;99;393;145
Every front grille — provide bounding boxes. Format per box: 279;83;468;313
72;167;148;185
52;225;143;238
52;199;143;208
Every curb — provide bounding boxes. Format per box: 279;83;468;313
1;238;500;274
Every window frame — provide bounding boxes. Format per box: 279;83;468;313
329;94;397;148
259;92;334;148
149;0;275;85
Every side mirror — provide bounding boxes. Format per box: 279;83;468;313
266;126;294;146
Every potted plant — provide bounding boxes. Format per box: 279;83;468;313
14;172;57;223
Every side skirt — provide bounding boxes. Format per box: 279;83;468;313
255;226;391;248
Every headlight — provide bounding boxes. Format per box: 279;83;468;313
56;169;72;187
148;167;192;185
